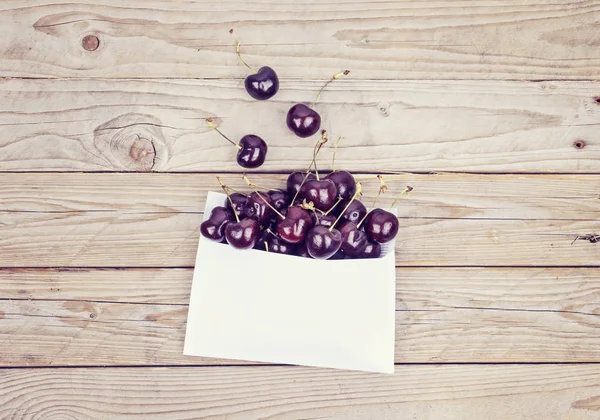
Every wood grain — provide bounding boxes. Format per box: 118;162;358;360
0;79;598;172
1;1;600;80
2;172;599;221
1;365;600;419
1;268;599;365
2;210;598;267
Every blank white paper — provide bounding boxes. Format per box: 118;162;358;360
184;191;396;374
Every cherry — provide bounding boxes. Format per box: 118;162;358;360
268;189;289;212
266;235;296;255
325;171;356;200
225;218;261;249
206;120;268;169
246;191;274;225
277;206;313;244
338;221;368;257
300;179;338;211
286;104;321;138
287;171;316;196
225;193;248;219
339;199;367;224
363;208;399;244
305;225;343;259
200;206;234;242
237;135;268;169
244;66;279;100
357;241;382;259
286;71;349;138
233;39;279;101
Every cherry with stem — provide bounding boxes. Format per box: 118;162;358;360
231;31;279;101
217;176;239;223
357;175;387;229
206;119;268;169
290;130;328;205
286;71;350;138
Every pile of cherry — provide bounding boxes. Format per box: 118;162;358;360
200;167;408;260
199;35;406;260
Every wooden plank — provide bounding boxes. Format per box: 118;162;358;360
2;173;599;220
1;210;598;267
1;268;599;365
1;1;600;80
0;79;598;173
1;267;598;311
1;365;599;419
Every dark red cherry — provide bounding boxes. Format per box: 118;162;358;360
237;135;268;169
268;189;289;212
357;241;382;259
338;221;368;257
286;171;316;197
246;192;275;225
324;171;356;200
364;208;399;244
339;199;367;224
200;206;234;242
277;206;313;244
225;218;261;249
300;179;338;211
305;225;343;260
266;235;296;255
244;66;279;100
286;104;321;138
225;193;248;219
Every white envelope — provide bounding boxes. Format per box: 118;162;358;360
184;191;396;374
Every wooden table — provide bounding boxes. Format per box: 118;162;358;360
1;1;599;418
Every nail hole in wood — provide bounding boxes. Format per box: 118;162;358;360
573;140;586;150
82;35;100;51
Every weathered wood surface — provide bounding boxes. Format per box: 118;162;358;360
2;1;600;80
0;79;598;172
2;173;599;220
2;365;600;419
2;210;599;267
1;268;599;365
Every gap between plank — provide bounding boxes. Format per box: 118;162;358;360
1;362;600;370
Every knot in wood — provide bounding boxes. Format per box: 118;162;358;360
82;35;100;51
93;113;166;171
573;140;586;150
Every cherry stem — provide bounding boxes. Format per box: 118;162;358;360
290;131;328;205
331;136;344;172
265;241;269;252
323;196;343;216
235;40;256;73
243;175;285;219
389;185;413;209
330;183;362;231
311;70;350;108
206;119;242;150
266;228;278;238
217;176;240;223
357;175;387;228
